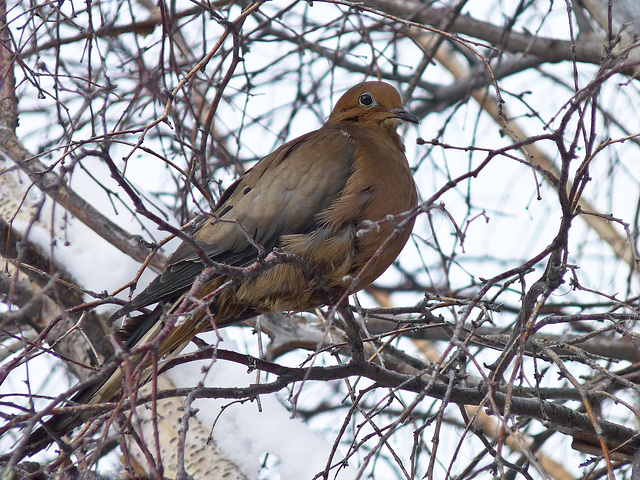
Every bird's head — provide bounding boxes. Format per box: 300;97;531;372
327;81;419;130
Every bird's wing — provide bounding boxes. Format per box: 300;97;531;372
114;127;356;317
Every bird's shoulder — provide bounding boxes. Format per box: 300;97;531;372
165;125;360;266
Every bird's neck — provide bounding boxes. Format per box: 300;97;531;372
336;121;406;153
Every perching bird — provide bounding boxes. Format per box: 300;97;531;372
21;81;418;456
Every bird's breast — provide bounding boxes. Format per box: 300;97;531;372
330;126;418;288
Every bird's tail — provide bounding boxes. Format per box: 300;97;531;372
11;303;200;460
10;294;256;461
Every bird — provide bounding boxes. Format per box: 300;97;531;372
19;80;419;457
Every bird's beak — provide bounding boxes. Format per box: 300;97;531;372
388;107;419;124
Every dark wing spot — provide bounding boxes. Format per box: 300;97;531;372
219;204;233;217
243;186;252;195
214;175;245;209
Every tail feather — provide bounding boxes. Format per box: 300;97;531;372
16;296;258;460
10;368;119;460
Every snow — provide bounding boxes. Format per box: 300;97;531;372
168;334;358;480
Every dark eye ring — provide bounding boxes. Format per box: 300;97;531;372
359;92;375;107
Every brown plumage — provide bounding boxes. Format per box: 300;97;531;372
23;81;418;454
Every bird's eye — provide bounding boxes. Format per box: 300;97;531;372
359;92;376;107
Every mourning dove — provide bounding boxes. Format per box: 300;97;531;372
22;80;419;455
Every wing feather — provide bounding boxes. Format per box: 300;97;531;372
110;127;356;321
